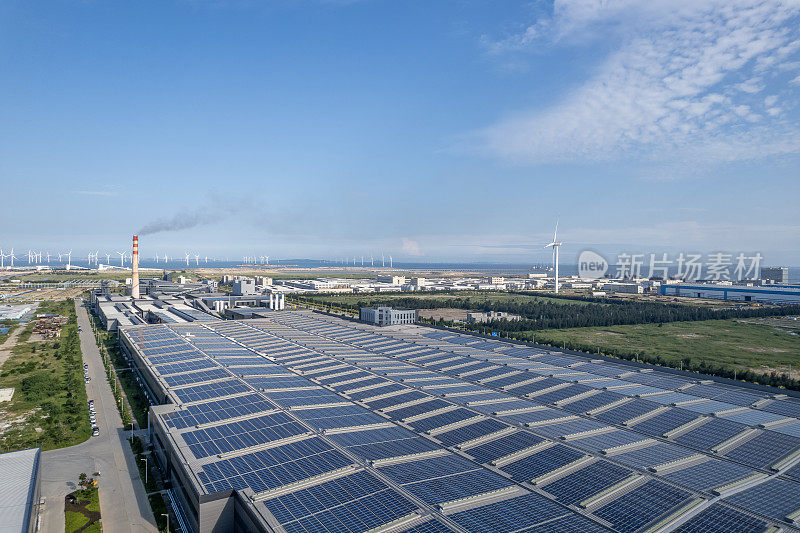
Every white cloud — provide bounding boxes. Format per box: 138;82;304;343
476;0;800;166
401;237;422;256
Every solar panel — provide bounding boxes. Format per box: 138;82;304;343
542;460;632;505
673;503;768;533
630;408;699;437
166;393;275;429
262;471;418;533
724;478;800;522
594;399;662;425
661;459;755;492
433;419;509;447
448;492;570;531
613;443;696;469
199;437;353;494
722;430;800;469
593;480;691;533
462;431;545;464
172;379;251;403
182;411;307;458
673;418;749;451
763;400;800;418
500;444;586;482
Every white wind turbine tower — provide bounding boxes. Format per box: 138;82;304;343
185;253;190;267
205;256;208;264
163;253;168;263
105;253;111;264
27;250;33;264
0;249;6;268
46;252;51;263
544;219;563;294
382;253;385;267
194;254;200;266
389;255;393;268
9;249;17;268
116;251;126;267
65;250;72;269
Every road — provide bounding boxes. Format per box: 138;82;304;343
39;299;157;533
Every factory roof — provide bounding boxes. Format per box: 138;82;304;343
120;311;800;532
0;448;40;533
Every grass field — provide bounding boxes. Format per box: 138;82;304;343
0;299;90;452
533;319;800;374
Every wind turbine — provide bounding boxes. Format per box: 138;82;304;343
65;250;72;269
194;254;200;266
27;250;33;264
544;219;563;294
185;253;190;267
105;253;111;264
389;255;393;268
0;249;5;268
46;252;51;263
10;249;16;268
163;253;168;263
116;251;126;267
382;253;385;267
205;256;208;264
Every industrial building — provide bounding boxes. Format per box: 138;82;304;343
118;310;800;533
661;283;800;304
762;267;790;285
0;447;41;533
465;311;521;323
359;306;417;326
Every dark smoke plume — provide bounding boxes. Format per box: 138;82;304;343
138;207;223;236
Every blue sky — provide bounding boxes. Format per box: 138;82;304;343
1;0;799;265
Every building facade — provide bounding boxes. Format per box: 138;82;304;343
359;306;417;326
761;267;790;284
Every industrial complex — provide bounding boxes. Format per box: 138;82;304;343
116;309;800;533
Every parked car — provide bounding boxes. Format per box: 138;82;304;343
92;427;99;437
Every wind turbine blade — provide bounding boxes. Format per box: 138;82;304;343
553;218;559;243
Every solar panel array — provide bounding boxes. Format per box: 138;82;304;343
121;311;800;533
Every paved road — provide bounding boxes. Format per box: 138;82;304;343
39;299;157;533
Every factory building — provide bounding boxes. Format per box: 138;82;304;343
661;283;800;304
117;311;800;533
359;306;417;326
0;447;42;533
602;282;645;294
376;275;406;285
233;278;257;296
762;267;790;285
465;310;521;323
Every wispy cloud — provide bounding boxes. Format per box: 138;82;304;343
74;189;117;197
474;0;800;168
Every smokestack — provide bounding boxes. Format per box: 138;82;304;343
132;235;140;299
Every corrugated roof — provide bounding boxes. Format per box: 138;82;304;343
0;448;40;533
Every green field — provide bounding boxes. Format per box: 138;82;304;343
533;319;800;375
0;299;90;452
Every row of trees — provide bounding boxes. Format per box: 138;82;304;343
299;293;800;331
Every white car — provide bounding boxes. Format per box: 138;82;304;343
92;427;99;437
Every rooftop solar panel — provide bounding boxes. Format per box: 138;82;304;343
673;503;769;533
593;479;691;533
542;460;632;505
448;492;570;531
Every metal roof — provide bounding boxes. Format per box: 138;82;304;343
0;448;40;533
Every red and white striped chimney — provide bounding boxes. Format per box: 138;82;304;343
132;235;140;299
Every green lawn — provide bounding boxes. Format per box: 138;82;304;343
0;299;90;452
533;319;800;374
65;511;89;532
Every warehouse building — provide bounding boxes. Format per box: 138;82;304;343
661;283;800;304
0;447;42;533
118;311;800;533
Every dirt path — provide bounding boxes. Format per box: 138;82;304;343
0;324;26;369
